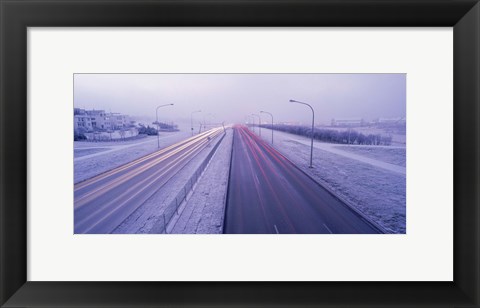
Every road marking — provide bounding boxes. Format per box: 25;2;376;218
323;223;333;234
274;224;280;234
253;174;260;186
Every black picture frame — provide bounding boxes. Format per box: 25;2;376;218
1;0;479;307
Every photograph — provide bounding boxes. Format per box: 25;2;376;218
73;73;406;234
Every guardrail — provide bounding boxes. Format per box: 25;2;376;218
151;132;226;233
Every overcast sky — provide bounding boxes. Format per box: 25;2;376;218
74;74;406;125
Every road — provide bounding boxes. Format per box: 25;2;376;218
74;128;224;234
224;125;381;234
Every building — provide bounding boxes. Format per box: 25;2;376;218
74;113;92;130
74;109;131;132
375;117;406;125
331;118;365;127
74;108;92;131
109;113;130;130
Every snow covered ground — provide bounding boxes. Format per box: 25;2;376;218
74;131;190;183
112;130;227;234
334;145;406;167
291;139;405;176
258;128;406;233
74;147;109;158
169;129;233;234
317;125;406;147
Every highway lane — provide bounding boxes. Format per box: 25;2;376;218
74;128;224;234
224;125;381;234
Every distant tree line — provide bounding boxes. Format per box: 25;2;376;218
74;131;87;141
157;122;179;131
261;124;392;146
138;124;158;135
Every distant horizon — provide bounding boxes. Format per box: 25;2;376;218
73;106;405;127
74;73;406;125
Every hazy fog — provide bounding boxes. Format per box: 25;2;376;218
74;74;406;125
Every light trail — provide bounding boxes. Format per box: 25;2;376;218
225;125;382;234
74;127;224;234
74;132;217;207
74;129;219;191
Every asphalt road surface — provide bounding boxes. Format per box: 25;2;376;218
224;125;381;234
74;128;224;234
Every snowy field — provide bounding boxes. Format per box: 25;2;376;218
112;131;227;234
259;128;406;233
74;147;109;158
334;145;406;167
170;129;233;234
74;131;190;183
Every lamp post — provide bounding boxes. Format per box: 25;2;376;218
260;111;274;144
289;99;315;168
191;110;201;136
251;114;261;136
156;103;174;149
250;115;257;133
246;115;254;133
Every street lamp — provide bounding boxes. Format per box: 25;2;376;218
251;114;261;137
243;116;249;129
260;111;274;144
246;115;254;133
191;110;201;136
289;99;315;168
156;103;174;148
